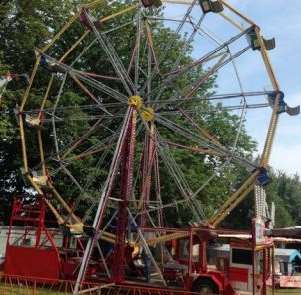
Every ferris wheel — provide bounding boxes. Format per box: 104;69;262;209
17;0;299;292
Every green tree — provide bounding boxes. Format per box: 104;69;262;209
0;0;258;228
0;0;80;222
267;170;301;227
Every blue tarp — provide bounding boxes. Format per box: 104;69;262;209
275;248;301;263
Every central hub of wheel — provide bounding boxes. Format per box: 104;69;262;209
128;95;143;109
128;96;155;122
141;107;155;122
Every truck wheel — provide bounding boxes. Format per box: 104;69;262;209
192;277;219;295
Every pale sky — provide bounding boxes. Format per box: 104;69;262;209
165;0;301;176
230;0;301;176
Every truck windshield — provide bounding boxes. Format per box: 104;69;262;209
232;248;252;265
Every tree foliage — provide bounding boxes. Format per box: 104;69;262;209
0;0;299;229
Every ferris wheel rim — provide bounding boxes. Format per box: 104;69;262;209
18;0;282;234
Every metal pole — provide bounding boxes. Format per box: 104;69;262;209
127;209;167;286
112;110;137;282
74;107;133;294
188;229;193;276
271;246;275;295
263;248;267;295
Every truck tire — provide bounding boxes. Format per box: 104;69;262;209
192;277;219;295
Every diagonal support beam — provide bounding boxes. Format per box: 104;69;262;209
208;170;258;227
73;107;134;294
112;110;137;282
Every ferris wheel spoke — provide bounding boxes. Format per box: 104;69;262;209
146;15;196;26
82;119;146;219
76;71;121;82
57;124;119;160
51;73;68;159
153;154;204;221
203;91;272;101
171;12;207;63
69;75;112;115
52;126;114;160
154;25;247;86
146;50;226;102
81;156;117;222
176;164;230;217
134;9;142;90
155;113;256;170
153;43;251;109
39;52;129;104
154;131;204;222
174;0;198;33
178;108;222;146
153;148;164;226
181;47;250;100
137;159;231;220
157;0;199;59
155;103;270;117
155;114;211;148
84;9;135;95
43;115;121;174
144;20;161;77
181;48;251;104
139;0;203;95
61;117;104;159
58;163;94;213
74;73;128;103
63;140;116;163
156;103;270;117
168;50;228;88
45;132;118;180
179;104;248;162
163;140;221;156
58;156;120;225
187;13;206;39
227;48;248;152
141;13;206;98
44;113;127;123
25;102;126;115
70;20;135;69
148;27;252;102
146;90;272;109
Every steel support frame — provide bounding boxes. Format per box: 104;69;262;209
74;107;135;294
112;110;137;283
16;2;286;294
139;123;156;227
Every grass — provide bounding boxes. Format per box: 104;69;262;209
270;289;301;295
0;284;66;294
268;290;301;295
0;284;300;295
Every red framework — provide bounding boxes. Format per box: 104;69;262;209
4;196;60;281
